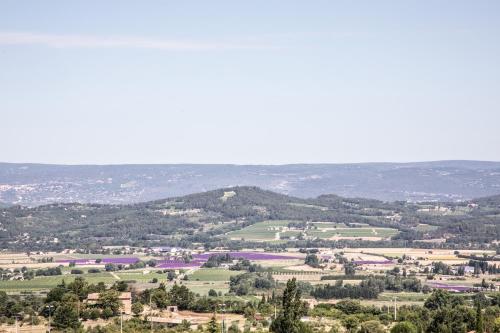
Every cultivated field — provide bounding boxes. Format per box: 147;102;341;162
227;220;399;241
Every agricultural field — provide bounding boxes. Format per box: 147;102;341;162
226;220;293;240
227;220;399;241
0;273;118;292
187;268;241;282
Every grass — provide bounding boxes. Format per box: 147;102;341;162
227;220;295;240
227;220;398;241
414;224;439;232
188;269;241;282
281;231;302;238
183;282;230;296
310;222;347;228
378;291;428;302
0;273;117;291
115;272;166;282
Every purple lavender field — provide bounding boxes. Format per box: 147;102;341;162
57;251;299;269
57;257;140;265
158;252;300;269
193;252;300;261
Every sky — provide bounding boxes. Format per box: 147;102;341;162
1;1;499;165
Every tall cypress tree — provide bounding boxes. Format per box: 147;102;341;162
476;301;484;333
270;278;309;333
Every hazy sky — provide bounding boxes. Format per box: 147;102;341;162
1;1;499;164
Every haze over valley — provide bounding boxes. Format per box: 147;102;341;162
1;160;500;206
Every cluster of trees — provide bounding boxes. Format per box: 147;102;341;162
229;259;266;272
103;259;157;272
469;260;500;275
305;290;500;333
0;266;63;281
304;254;320;268
202;253;233;268
311;274;423;300
311;280;380;300
229;272;276;296
431;261;454;275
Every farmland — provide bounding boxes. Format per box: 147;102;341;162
1;187;500;332
227;219;399;241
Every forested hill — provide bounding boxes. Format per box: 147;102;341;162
1;186;499;251
2;161;500;206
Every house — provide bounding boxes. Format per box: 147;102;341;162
86;292;132;314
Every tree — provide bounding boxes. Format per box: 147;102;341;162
113;281;128;292
53;303;80;329
98;289;122;316
131;302;143;316
424;289;451;310
168;283;194;310
52;293;80;330
208;289;218;297
342;315;359;333
206;314;218;333
476;301;484;333
344;263;356;276
390;321;418;333
270;278;309;333
304;254;319;268
151;288;169;309
358;320;385;333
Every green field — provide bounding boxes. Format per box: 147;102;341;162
0;269;239;293
280;231;302;238
227;220;293;240
188;268;241;281
227;220;398;241
311;222;347;228
0;273;117;291
115;271;166;282
414;224;439;232
183;268;241;296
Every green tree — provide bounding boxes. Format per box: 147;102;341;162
342;315;359;333
206;315;218;333
132;302;144;316
390;321;418;333
67;277;89;301
52;294;80;330
304;254;319;268
151;288;169;308
424;289;451;310
270;278;309;333
98;289;122;316
169;283;194;310
358;320;385;333
476;301;484;333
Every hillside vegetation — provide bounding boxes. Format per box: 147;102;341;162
1;186;499;251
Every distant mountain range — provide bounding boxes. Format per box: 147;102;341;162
1;161;500;206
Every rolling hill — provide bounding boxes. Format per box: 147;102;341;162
1;186;499;251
